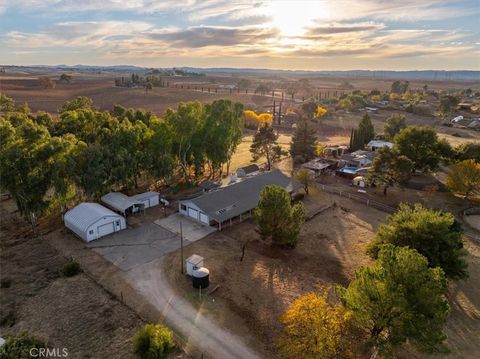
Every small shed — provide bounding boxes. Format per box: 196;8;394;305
352;176;366;188
130;191;160;208
101;192;144;216
64;203;126;242
236;164;260;178
199;181;221;193
186;254;204;276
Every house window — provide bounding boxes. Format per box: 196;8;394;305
116;220;120;226
89;230;94;235
181;204;187;211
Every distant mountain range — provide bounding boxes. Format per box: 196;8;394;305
2;64;480;81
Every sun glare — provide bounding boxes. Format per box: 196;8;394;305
266;0;329;36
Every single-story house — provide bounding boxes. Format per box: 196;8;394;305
367;140;394;151
341;150;376;168
130;191;160;209
236;164;260;178
101;192;144;216
302;158;331;176
64;203;126;242
324;146;347;157
178;170;303;230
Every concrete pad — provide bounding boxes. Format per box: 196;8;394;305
154;213;216;242
86;223;191;271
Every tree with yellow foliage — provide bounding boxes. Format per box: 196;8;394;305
315;105;327;119
244;110;272;129
278;287;360;359
446;159;480;199
315;143;325;157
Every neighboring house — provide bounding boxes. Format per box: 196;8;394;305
301;158;331;176
324;146;347;157
64;203;126;242
236;164;260;178
341;150;376;168
367;140;394;151
178;170;302;230
101;192;144;216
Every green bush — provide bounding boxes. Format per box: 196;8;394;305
62;259;81;277
0;332;47;359
133;324;175;359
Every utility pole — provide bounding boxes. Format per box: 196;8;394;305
180;222;184;274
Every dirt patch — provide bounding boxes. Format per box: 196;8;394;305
0;200;184;358
163;190;385;354
163;190;480;358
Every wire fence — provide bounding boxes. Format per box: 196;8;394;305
316;183;480;242
316;183;397;213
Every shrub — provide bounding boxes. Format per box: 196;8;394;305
62;259;81;277
0;277;12;288
0;332;47;359
133;324;175;359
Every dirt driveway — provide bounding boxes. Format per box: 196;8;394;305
125;256;263;359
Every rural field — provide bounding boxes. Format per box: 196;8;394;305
1;68;480;358
163;188;480;358
2;0;480;357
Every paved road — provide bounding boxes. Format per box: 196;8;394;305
125;257;262;359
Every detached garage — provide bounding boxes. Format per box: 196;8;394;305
64;203;126;242
130;191;160;209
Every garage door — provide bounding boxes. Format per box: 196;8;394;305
188;207;198;220
97;222;115;238
200;212;209;224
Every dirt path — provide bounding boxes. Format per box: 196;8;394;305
125;257;263;359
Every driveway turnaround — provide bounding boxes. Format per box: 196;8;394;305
87;223;191;271
126;257;262;359
155;213;216;242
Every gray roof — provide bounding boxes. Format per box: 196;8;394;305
302;159;331;171
131;191;159;201
183;170;302;223
64;203;121;234
237;164;260;174
101;192;143;212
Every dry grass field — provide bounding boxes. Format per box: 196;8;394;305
163;190;480;358
0;200;146;358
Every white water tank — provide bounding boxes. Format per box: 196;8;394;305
186;254;204;276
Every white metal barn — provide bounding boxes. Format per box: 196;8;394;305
64;203;126;242
101;192;144;216
130;191;160;209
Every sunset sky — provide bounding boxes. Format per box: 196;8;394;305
1;0;479;70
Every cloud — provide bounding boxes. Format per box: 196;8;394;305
5;21;153;48
304;22;385;37
147;25;279;48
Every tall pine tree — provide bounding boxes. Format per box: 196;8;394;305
290;118;317;162
349;113;375;151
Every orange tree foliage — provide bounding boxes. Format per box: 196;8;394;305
278;287;360;359
244;110;272;129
